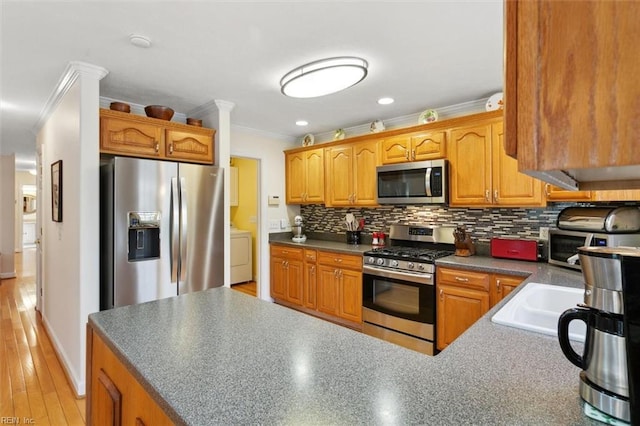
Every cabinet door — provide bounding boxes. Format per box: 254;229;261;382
286;259;304;306
94;369;122;426
286;152;306;204
544;184;592;202
380;135;411;164
317;266;339;316
270;257;286;300
303;263;317;309
100;116;163;158
491;274;525;306
353;140;378;206
592;190;640;202
412;131;446;161
325;146;354;206
338;269;362;323
491;121;544;207
449;123;493;206
436;284;489;350
165;129;213;164
506;1;640;171
304;149;325;203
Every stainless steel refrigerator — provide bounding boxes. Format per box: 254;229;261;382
100;156;224;309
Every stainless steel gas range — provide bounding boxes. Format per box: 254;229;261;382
362;224;456;355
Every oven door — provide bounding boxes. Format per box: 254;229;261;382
362;265;434;324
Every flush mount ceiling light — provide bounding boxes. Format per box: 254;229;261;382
378;97;394;105
129;34;152;48
280;56;368;98
295;120;309;126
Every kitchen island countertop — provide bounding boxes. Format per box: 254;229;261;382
88;253;600;425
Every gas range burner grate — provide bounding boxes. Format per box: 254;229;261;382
366;246;454;262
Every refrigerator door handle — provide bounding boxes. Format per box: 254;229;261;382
171;177;179;282
179;177;188;283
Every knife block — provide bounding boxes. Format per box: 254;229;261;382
454;238;476;257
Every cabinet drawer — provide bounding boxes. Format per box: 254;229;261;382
437;267;490;291
304;249;317;262
317;251;362;270
270;245;303;260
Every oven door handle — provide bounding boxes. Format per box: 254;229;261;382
363;265;433;285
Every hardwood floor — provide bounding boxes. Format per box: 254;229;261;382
231;281;257;297
0;248;86;425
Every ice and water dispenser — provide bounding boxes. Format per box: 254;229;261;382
127;212;161;261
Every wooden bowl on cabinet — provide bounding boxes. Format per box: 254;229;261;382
144;105;174;121
110;102;131;113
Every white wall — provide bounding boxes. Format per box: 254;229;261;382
37;63;105;395
230;126;298;300
0;154;16;278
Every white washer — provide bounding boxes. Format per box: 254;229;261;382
230;228;252;284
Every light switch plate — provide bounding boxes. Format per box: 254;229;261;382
539;227;549;241
280;218;290;229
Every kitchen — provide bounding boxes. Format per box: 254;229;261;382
2;1;640;425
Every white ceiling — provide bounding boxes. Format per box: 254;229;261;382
1;1;504;170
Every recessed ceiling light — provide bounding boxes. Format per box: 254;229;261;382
296;120;308;126
129;34;152;48
281;56;368;98
378;97;394;105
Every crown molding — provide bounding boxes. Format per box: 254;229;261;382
33;61;108;134
231;123;297;144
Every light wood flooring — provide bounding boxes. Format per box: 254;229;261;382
0;248;86;425
231;281;257;297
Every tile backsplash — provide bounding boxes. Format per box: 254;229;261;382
301;203;585;242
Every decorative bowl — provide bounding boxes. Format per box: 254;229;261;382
186;118;202;127
110;102;131;113
144;105;174;121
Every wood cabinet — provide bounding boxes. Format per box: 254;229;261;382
544;185;640;202
380;130;446;164
449;117;544;207
87;326;173;426
505;1;640;190
325;140;378;207
436;266;525;350
269;245;304;305
544;184;593;202
303;249;318;309
100;109;215;164
285;148;324;204
317;251;363;324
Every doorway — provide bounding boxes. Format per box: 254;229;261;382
229;157;260;297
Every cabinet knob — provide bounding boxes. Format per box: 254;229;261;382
496;279;501;289
155;143;160;152
494;190;499;202
544;184;551;197
411;149;416;160
310;266;315;273
169;143;174;154
439;289;444;300
405;150;410;160
485;189;490;202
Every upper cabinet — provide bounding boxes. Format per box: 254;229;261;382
380;130;446;164
100;109;215;164
285;148;324;204
448;115;544;207
505;1;640;190
325;140;379;207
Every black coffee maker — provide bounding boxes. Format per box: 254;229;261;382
558;246;640;423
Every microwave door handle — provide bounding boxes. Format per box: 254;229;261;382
585;233;594;247
425;167;433;196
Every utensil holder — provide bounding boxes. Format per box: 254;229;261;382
346;231;362;245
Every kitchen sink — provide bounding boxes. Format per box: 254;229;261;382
491;282;586;342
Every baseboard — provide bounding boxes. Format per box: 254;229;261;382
0;271;17;279
41;314;85;397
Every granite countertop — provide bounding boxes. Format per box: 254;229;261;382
89;251;600;425
269;236;373;255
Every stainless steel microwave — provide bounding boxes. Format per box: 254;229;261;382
548;229;640;270
376;159;448;205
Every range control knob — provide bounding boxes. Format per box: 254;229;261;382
407;262;415;269
390;260;399;268
367;257;376;264
376;258;385;266
417;264;425;271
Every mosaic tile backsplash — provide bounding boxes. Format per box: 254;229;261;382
300;203;628;243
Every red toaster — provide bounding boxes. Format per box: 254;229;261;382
490;238;541;262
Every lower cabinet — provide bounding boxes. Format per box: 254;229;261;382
436;266;525;351
270;244;362;328
87;326;172;426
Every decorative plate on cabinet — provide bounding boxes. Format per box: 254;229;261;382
418;109;438;124
333;129;346;140
302;134;314;146
486;92;504;111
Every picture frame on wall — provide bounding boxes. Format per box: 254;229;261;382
51;160;62;222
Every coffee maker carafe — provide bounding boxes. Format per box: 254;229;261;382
558;246;640;423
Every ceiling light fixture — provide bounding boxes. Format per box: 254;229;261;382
280;56;368;98
378;97;394;105
129;34;152;48
296;120;308;126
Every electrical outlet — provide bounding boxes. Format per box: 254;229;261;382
280;218;291;229
539;227;550;241
269;220;280;230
